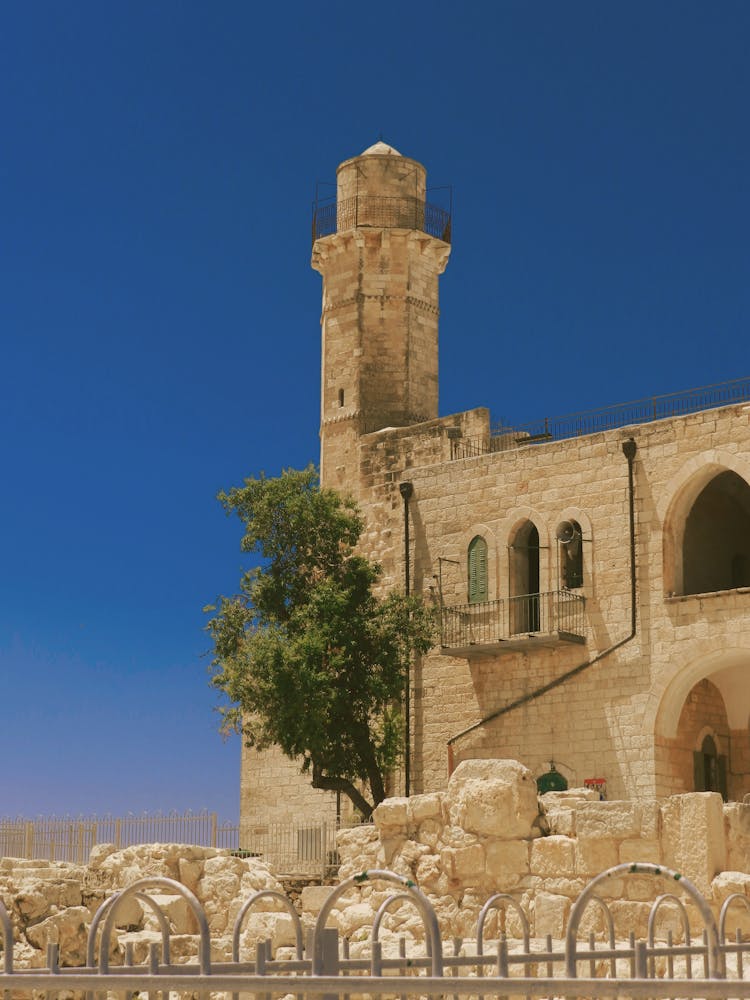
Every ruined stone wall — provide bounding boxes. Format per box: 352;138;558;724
325;760;750;944
6;762;750;973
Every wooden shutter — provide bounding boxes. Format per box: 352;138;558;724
468;537;488;604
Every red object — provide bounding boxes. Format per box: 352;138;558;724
584;777;607;799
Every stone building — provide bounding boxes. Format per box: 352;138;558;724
240;141;750;839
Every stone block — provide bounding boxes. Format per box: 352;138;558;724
418;818;442;849
530;836;576;877
575;837;618;875
607;900;653;941
25;906;90;966
661;793;727;894
619;839;661;865
441;842;484;883
299;884;335;914
446;759;539;839
724;802;750;871
373;797;410;833
533;891;569;938
410;792;443;824
485;839;530;887
544;807;575;837
575;801;641;839
711;872;750;937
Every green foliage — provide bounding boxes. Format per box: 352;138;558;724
207;465;435;816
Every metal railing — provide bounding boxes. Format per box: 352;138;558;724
0;812;352;876
1;863;749;996
452;376;750;458
312;195;451;244
441;590;586;649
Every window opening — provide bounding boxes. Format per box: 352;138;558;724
338;388;345;407
732;553;749;588
468;536;488;604
693;734;728;800
510;522;540;632
682;470;750;595
557;519;583;588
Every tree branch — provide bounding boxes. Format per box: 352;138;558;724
311;761;374;819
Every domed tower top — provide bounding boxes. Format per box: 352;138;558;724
335;140;427;231
359;140;402;155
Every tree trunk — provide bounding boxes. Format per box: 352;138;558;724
311;761;375;819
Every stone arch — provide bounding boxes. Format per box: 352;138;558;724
653;645;750;799
498;506;551;597
659;451;750;596
506;512;547;635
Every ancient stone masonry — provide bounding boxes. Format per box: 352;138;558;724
3;762;750;979
241;138;750;835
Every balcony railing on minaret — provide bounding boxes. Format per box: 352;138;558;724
312;195;452;246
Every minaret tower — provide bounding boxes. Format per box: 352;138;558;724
311;142;451;490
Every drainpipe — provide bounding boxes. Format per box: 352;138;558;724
446;438;638;775
399;481;414;796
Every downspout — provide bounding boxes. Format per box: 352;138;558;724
399;481;414;795
447;437;638;775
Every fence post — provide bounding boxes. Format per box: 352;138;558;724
77;822;85;864
115;818;121;849
24;821;33;859
318;926;339;1000
211;812;217;848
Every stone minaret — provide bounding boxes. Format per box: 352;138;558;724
311;141;451;490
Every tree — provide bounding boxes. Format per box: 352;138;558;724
206;465;436;818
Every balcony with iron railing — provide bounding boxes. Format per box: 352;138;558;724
451;377;750;459
312;195;452;246
440;590;586;656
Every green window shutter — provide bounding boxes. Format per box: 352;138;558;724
468;537;488;604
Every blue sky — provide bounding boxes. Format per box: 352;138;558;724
1;2;748;822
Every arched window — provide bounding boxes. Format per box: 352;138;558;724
682;470;750;595
467;536;488;604
693;733;727;800
558;519;583;589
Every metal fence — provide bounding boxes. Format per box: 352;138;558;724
1;862;749;997
0;812;351;876
0;811;237;865
312;195;451;244
453;376;750;459
441;590;586;651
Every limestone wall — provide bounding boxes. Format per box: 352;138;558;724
318;759;750;944
3;762;750;971
241;399;750;827
0;843;286;969
357;401;750;802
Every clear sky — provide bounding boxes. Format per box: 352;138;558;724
1;2;748;823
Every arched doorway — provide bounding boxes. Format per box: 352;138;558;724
654;655;750;800
510;521;540;633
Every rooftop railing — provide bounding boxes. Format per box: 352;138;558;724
452;376;750;459
312;195;451;245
